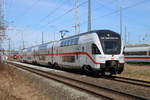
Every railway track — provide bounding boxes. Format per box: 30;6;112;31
9;62;149;100
12;61;150;88
110;76;150;88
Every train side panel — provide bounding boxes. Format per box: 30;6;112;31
125;46;150;63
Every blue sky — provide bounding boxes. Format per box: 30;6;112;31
3;0;150;50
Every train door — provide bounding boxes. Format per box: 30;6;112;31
86;43;94;65
33;48;36;62
74;45;80;68
51;45;54;64
52;43;57;65
52;42;59;65
79;44;87;67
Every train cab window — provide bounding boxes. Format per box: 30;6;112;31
92;44;101;54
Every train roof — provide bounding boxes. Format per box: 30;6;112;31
22;29;119;50
61;29;119;40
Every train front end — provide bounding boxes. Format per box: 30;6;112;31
96;30;124;75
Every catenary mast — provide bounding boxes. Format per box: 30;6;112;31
88;0;91;32
0;0;5;53
75;0;80;35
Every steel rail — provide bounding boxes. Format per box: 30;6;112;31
9;62;149;100
11;63;113;100
104;76;150;88
113;76;150;84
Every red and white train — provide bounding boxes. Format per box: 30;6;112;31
19;30;125;75
124;44;150;63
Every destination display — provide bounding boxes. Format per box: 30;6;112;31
100;37;119;40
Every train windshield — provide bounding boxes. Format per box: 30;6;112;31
103;40;120;54
97;31;121;54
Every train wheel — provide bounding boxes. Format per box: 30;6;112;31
53;63;60;69
32;61;37;65
48;62;52;67
32;61;35;64
82;65;93;75
48;62;52;65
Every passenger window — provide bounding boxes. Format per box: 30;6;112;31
92;44;101;54
60;41;64;47
74;38;79;44
64;40;67;46
68;40;70;45
125;51;147;55
82;47;84;52
67;40;70;46
70;39;74;45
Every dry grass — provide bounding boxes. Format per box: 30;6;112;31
0;63;52;100
0;63;22;100
0;89;21;100
118;63;150;81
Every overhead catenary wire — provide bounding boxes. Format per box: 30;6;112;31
21;0;41;16
95;0;116;11
41;0;121;32
36;0;88;34
7;0;14;12
38;0;66;24
83;0;150;26
41;0;88;28
12;0;41;22
57;0;150;33
6;0;150;49
82;0;150;27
